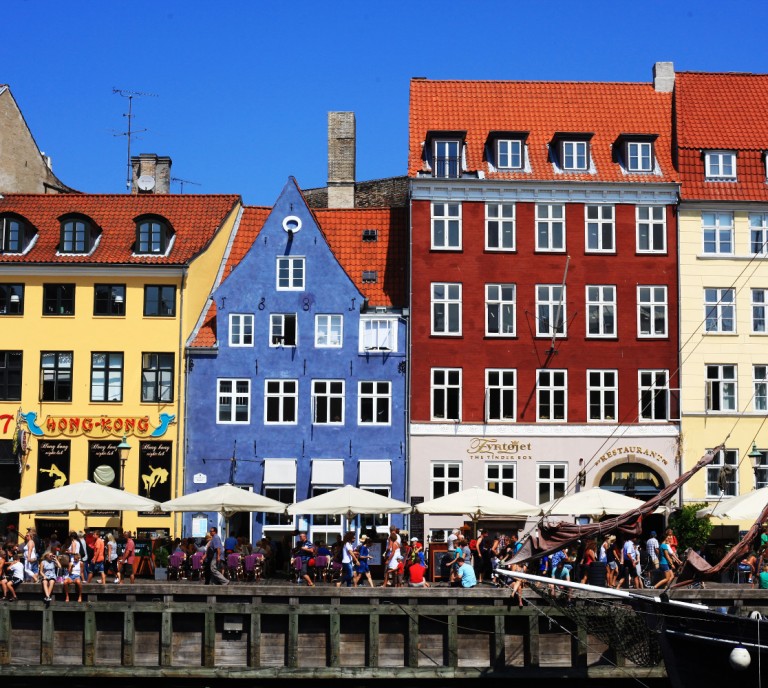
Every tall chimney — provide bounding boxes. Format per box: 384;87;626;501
653;62;675;93
131;153;172;194
327;112;355;209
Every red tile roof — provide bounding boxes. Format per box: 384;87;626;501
0;194;240;264
408;78;676;183
675;71;768;201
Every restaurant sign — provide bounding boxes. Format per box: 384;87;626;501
467;438;533;461
19;411;176;439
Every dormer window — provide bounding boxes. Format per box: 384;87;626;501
60;216;95;254
614;134;657;174
136;216;172;254
498;140;522;169
1;215;30;254
705;151;737;181
425;131;465;178
551;133;593;172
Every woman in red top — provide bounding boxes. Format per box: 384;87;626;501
580;539;597;583
665;528;678;555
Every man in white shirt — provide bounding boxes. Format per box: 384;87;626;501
645;531;660;570
447;529;459;551
1;554;24;601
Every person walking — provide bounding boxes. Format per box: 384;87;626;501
118;531;136;584
353;534;374;587
87;530;106;584
336;531;357;588
205;526;228;586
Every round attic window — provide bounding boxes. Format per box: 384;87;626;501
282;215;302;233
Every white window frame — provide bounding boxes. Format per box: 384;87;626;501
585;205;615;253
536;369;567;422
536;204;565;251
536;284;566;338
431;368;461;421
562;141;588;171
431;283;462;336
752;289;768;334
486;462;517;498
587;369;618;422
312;379;345;425
431;202;462;250
496;139;523;170
706;448;738;498
433;139;461;179
263;484;296;529
705;364;737;413
704;288;736;334
702;211;734;255
638;370;669;422
358;381;392;425
217;378;250;424
264;379;298;425
586;285;616;338
359;317;397;352
485;369;516;422
485;284;516;336
315;314;343;348
705;151;737;180
229;313;254;347
485;203;515;251
754;365;768;412
636;206;667;253
537;463;567;504
270;313;297;347
637;286;668;338
627;141;653;173
431;462;462;499
749;213;768;255
276;256;305;290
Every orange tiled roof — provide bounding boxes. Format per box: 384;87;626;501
0;194;240;264
408;78;676;183
675;71;768;201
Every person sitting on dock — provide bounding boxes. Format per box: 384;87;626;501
63;552;84;603
40;551;58;603
1;553;24;602
452;556;477;588
758;562;768;590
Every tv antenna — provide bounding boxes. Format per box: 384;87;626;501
113;88;158;191
171;177;202;194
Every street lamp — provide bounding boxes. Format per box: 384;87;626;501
749;442;764;487
117;435;132;491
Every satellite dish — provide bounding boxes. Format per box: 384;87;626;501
93;465;116;486
137;175;156;191
282;215;302;233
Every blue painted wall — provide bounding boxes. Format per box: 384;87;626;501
184;178;407;543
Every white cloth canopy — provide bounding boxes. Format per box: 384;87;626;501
287;485;411;516
161;483;286;515
539;487;648;517
0;496;9;505
414;486;539;518
0;480;160;514
696;486;768;521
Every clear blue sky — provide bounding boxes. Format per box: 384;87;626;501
4;1;768;205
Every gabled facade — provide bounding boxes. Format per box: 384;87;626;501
675;70;768;517
185;179;407;550
408;66;681;539
0;192;241;537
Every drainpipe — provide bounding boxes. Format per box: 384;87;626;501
174;266;188;538
406;185;413;535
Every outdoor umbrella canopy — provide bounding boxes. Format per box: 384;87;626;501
286;485;411;517
414;486;540;518
0;496;9;505
160;483;287;515
696;486;768;521
539;487;648;517
0;480;160;514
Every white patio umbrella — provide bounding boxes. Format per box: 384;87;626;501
160;483;287;516
415;486;540;519
287;485;411;518
0;496;9;505
539;487;648;518
696;486;768;521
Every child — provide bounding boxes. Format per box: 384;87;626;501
1;553;24;601
63;552;84;603
40;551;58;602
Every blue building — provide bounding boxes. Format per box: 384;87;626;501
184;178;408;552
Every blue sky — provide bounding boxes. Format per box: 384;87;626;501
4;1;768;205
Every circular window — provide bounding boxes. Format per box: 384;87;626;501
282;215;302;233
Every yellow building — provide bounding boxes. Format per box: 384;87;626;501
0;191;241;539
676;70;768;528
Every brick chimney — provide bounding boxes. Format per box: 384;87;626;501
327;112;355;208
131;153;172;194
653;62;675;93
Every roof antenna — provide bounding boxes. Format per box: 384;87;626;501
547;255;571;356
171;177;202;194
112;88;158;192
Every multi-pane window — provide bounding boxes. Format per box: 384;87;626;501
90;352;123;402
263;486;295;528
358;486;391;532
431;462;462;499
360;318;397;352
486;284;515;336
217;379;250;423
627;141;653;172
315;314;343;347
704;288;735;333
144;285;176;317
637;206;666;253
265;380;298;424
752;289;768;333
43;284;75;316
431;368;461;421
705;151;736;180
486;369;516;422
562;141;588;171
637;286;667;337
537;369;567;421
312;380;344;424
753;365;768;412
276;257;305;290
141;353;174;403
753;449;768;490
586;285;616;337
536;285;566;337
702;212;734;254
485;203;515;250
270;314;297;347
750;213;768;255
496;139;523;169
229;314;254;347
61;218;91;253
432;283;461;335
359;381;391;425
1;216;25;253
587;370;618;421
536;204;565;251
434;140;461;178
486;463;516;498
706;448;738;497
705;364;737;412
0;351;22;401
639;370;669;421
538;463;567;504
0;284;24;315
585;205;615;252
94;284;125;316
431;202;462;249
41;352;73;402
137;219;170;254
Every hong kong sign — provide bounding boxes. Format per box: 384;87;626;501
19;411;176;439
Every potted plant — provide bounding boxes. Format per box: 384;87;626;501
154;545;170;580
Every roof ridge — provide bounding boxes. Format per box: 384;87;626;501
411;78;656;86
